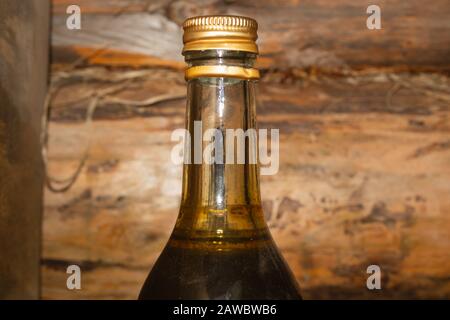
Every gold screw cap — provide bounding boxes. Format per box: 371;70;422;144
182;15;258;54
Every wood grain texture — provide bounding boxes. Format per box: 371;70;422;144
51;0;450;72
42;66;450;299
43;0;450;299
0;0;49;299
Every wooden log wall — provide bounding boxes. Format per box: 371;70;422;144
42;0;450;299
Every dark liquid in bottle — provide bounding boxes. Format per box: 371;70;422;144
139;236;302;300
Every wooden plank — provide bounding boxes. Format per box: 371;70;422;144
42;68;450;299
52;0;166;14
51;0;450;71
0;0;49;299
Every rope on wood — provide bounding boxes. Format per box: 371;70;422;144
42;68;448;193
41;70;185;193
41;4;189;193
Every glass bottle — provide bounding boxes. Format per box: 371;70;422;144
139;15;302;300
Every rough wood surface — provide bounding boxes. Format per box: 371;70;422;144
51;0;450;72
0;0;49;299
42;65;450;299
42;0;450;300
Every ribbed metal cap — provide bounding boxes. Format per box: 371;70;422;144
182;15;258;54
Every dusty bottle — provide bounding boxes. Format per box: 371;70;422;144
139;15;302;300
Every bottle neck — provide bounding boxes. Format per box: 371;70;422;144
173;50;267;241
